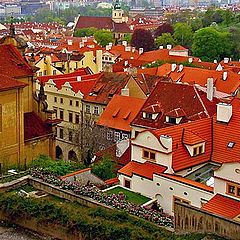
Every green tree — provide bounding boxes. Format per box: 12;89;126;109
91;156;116;180
173;23;193;47
155;33;176;48
122;33;132;43
74;27;97;37
229;27;240;60
94;30;114;47
192;27;232;62
190;18;203;32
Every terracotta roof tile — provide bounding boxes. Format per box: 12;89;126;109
0;74;27;91
97;95;145;131
24;112;52;141
202;194;240;219
118;160;167;180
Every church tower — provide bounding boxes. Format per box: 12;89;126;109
112;0;124;23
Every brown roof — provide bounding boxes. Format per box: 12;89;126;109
83;72;132;105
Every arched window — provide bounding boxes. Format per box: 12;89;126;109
56;146;63;159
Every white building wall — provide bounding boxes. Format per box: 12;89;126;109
119;173;213;216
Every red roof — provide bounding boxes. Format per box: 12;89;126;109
151;117;213;171
83;72;132;105
24;112;52;141
75;16;131;33
60;168;91;179
202;194;240;219
0;44;33;78
171;45;188;51
97;95;145;131
212;98;240;164
0;74;27;91
132;81;218;130
118;160;167;180
105;177;119;185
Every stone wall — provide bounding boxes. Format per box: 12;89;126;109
0;175;29;193
28;177;112;210
174;202;240;240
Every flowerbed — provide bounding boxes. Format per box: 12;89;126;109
30;168;173;228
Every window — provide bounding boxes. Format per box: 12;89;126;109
145;113;153;119
124;179;131;189
142;149;156;161
60;98;63;104
75;114;80;124
53;70;57;75
76;101;79;107
69;130;73;142
94;106;99;115
86;105;90;113
227;142;235;148
43;70;47;76
69;112;73;122
59;128;64;139
53;108;57;118
107;131;113;140
38;72;42;76
70;100;73;106
168;117;176;124
193;145;204;156
114;132;121;142
60;110;64;120
54;97;57;103
226;182;240;198
122;133;128;140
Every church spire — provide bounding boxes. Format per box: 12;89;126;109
114;0;121;10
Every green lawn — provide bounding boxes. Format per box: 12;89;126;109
106;187;150;205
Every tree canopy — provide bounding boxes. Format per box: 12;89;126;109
74;27;97;37
94;30;114;47
155;33;176;48
154;23;173;37
192;27;232;62
173;23;193;47
131;29;154;51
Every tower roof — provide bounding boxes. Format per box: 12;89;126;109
113;0;121;10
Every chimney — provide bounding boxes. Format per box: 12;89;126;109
124;60;128;66
77;76;81;81
207;78;214;101
188;57;193;63
139;48;144;54
121;87;129;96
178;64;183;72
224;57;229;64
125;46;131;52
167;44;172;50
79;42;84;48
171;63;177;72
223;71;228;81
217;103;232;123
106;45;111;51
67;39;73;46
109;42;113;47
122;40;127;47
160;135;172;152
132;47;136;52
214;59;217;64
159;45;164;49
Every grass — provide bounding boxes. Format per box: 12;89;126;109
106;186;150;205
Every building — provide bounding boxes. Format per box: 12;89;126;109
0;44;57;169
97;95;145;144
74;0;131;42
117;98;240;218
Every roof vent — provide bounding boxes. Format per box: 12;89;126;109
171;63;177;72
223;57;229;64
166;44;172;50
77;76;81;81
223;71;228;81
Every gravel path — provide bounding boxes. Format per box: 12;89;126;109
0;224;54;240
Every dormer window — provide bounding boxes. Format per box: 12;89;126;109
145;113;152;119
193;145;204;156
142;112;158;120
168;117;176;124
142;149;156;161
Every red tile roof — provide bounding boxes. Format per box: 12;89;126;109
137;49;199;63
97;95;145;131
75;16;131;33
132;81;218;130
151;117;213;171
212;98;240;164
0;44;33;78
0;74;27;91
83;72;132;105
105;177;119;185
202;194;240;219
118;160;167;180
24;112;52;141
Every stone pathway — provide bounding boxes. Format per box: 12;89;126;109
0;224;54;240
